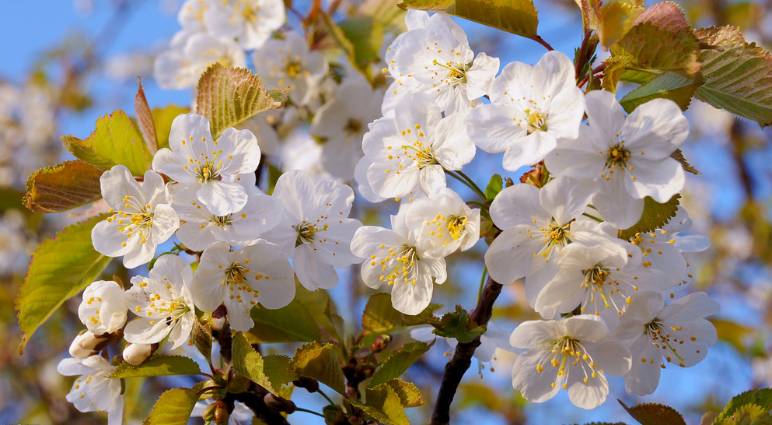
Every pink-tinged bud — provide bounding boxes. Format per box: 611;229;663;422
68;331;108;358
210;312;226;332
122;343;153;366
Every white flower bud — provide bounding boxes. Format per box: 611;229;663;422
210;314;226;332
68;331;108;358
122;343;153;366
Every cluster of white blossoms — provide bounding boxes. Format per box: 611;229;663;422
352;9;720;409
57;2;725;420
59;112;363;421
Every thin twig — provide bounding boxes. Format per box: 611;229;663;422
431;277;503;424
532;34;555;51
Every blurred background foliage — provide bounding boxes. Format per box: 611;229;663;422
0;0;770;424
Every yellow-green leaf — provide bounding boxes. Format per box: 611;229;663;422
152;105;189;150
594;0;645;49
112;355;201;378
16;214;111;352
359;384;409;425
385;379;424;407
291;342;346;395
195;64;281;138
362;293;438;335
144;388;198;425
62;110;153;176
399;0;538;39
711;318;755;354
695;26;772;126
264;354;297;391
369;342;432;387
618;195;680;241
232;332;275;392
23;160;103;213
715;388;772;424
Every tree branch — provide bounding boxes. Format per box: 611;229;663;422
431;277;503;424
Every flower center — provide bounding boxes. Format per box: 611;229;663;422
241;5;258;23
225;262;249;285
344;118;363;135
196;160;221;183
373;244;420;286
294;221;328;246
285;59;303;78
538;220;572;258
643;318;689;367
534;336;601;388
605;143;631;170
525;108;548;134
211;215;233;228
432;59;469;86
582;264;610;288
447;215;467;240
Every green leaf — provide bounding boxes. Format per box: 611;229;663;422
715;388;772;423
232;332;275;392
0;186;23;212
619;71;700;112
62;110;153;176
112;355;201;378
385;379;424;408
694;26;772;126
144;388;198;425
264;354;297;391
23;160;103;213
485;174;504;202
593;0;645;49
399;0;538;39
339;17;385;71
362;293;438;335
361;384;409;425
152;105;189;150
716;403;769;425
17;214;111;352
617;195;680;240
433;305;486;343
195;63;281;138
711;318;756;354
369;342;432;387
190;319;212;362
671;149;699;175
619;400;685;425
250;282;342;343
612;23;700;79
291;342;346;395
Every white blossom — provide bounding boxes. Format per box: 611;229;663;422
170;174;282;251
468;51;584;171
615;291;718;395
204;0;285;49
78;280;128;335
509;315;631;409
91;166;179;269
178;0;207;31
152;113;261;216
123;255;196;349
154;31;246;90
384;10;499;113
189;241;295;331
534;238;662;320
545;90;689;228
351;207;447;315
252;32;327;106
312;79;382;180
401;188;480;258
484;177;604;303
57;355;124;425
358;95;474;200
263;170;361;290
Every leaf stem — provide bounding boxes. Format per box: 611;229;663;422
294;407;326;418
532;34;555;51
447;170;487;201
317;387;336;407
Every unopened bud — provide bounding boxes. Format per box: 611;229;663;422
293;376;319;392
213;400;229;425
211;305;227;331
122;343;153;366
69;331;108;358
